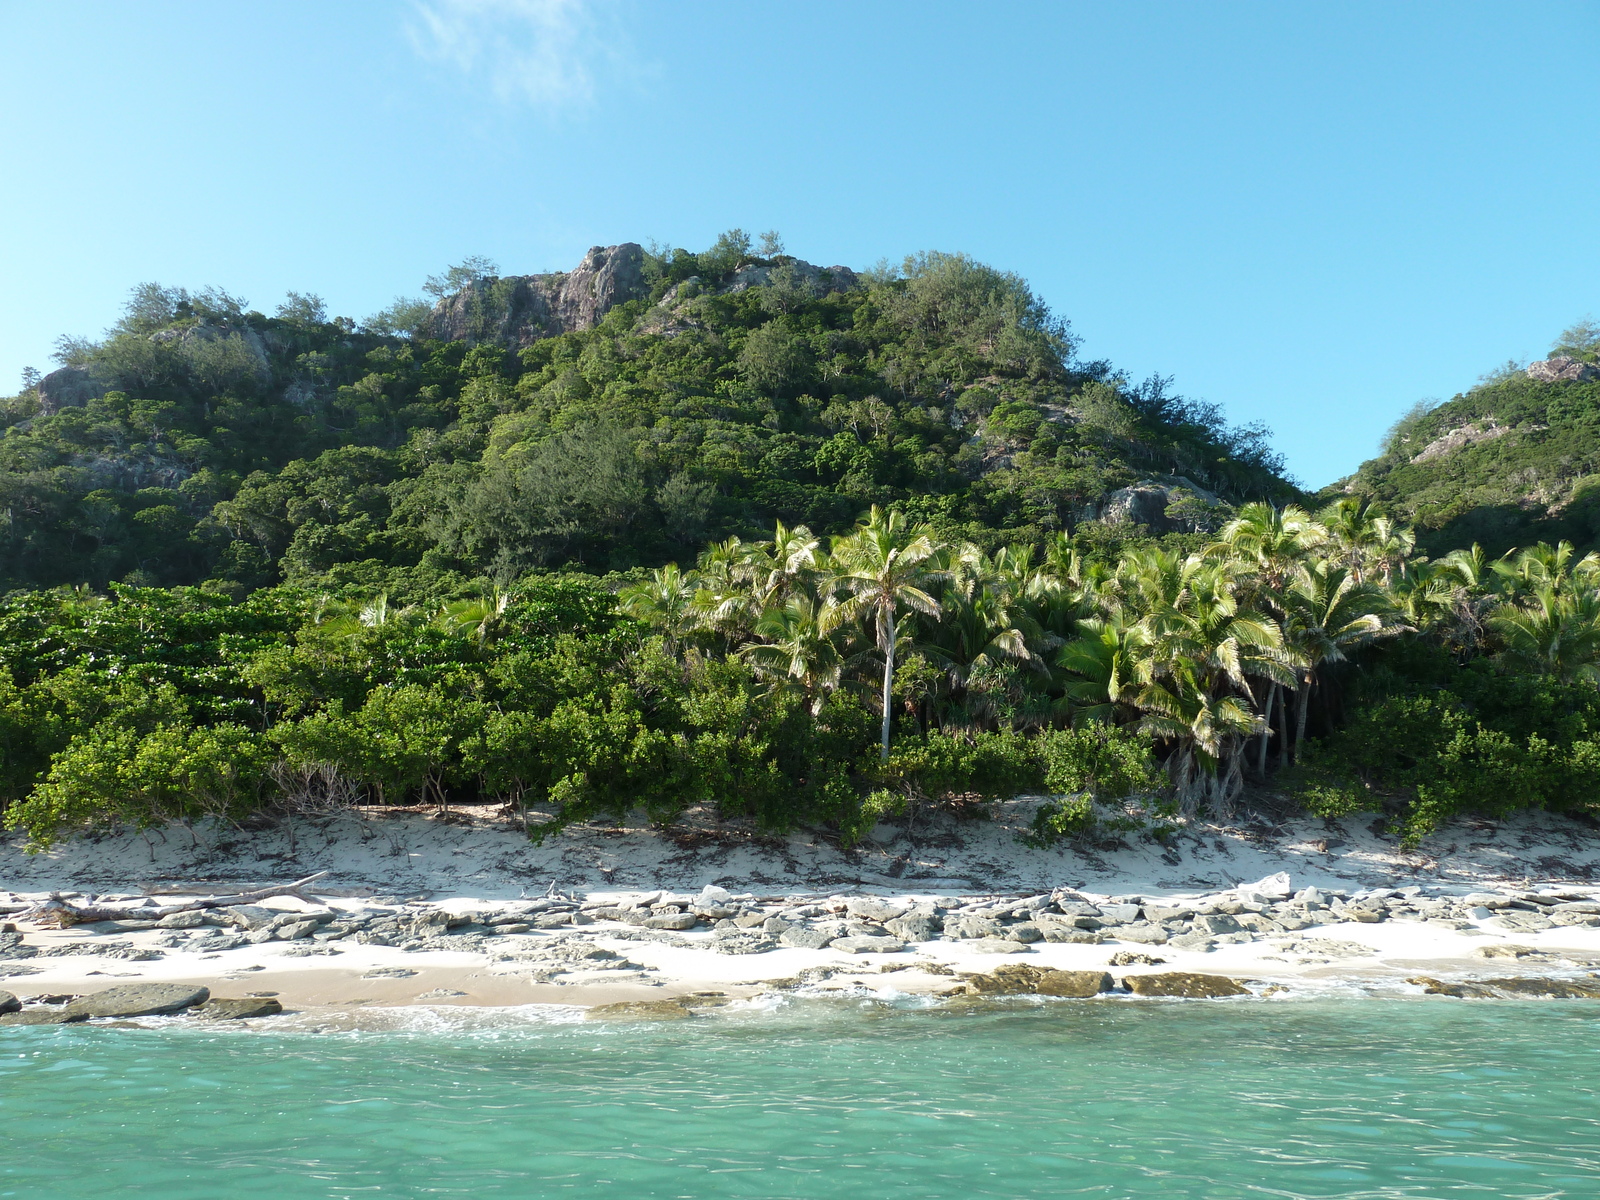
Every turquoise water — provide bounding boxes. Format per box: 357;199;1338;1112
3;998;1600;1199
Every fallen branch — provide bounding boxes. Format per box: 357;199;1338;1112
17;872;331;927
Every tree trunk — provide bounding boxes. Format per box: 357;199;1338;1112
879;607;896;762
1292;672;1313;764
17;873;330;927
1257;683;1276;777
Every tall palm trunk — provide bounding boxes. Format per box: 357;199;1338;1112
879;607;896;761
1292;671;1313;764
1257;683;1277;777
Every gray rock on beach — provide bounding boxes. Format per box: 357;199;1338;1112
884;913;942;942
831;936;906;954
0;990;19;1014
198;997;283;1020
969;939;1033;954
1113;924;1169;946
64;983;210;1019
0;1008;81;1026
778;926;838;950
847;898;908;923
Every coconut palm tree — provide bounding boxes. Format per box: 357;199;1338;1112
438;588;513;645
1490;585;1600;684
928;546;1050;729
1489;541;1600;600
741;594;849;712
1281;560;1402;760
1056;615;1146;727
1319;497;1414;584
829;506;945;760
618;563;701;649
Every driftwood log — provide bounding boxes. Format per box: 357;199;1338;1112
15;872;330;927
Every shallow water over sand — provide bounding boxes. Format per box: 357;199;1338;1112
4;998;1599;1198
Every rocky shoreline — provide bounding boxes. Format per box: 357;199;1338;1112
4;870;1600;1027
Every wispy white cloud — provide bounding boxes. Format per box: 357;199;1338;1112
406;0;626;111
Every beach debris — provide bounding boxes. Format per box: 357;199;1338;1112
362;967;419;979
18;873;331;928
1122;972;1249;998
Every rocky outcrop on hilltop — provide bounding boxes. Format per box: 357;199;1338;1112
1528;356;1600;384
35;365;106;415
426;243;651;348
425;246;866;350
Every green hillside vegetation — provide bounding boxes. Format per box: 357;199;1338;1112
1;232;1291;597
1335;319;1600;557
5;243;1600;855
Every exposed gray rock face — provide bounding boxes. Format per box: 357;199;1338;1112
1528;356;1600;384
723;259;860;295
0;990;19;1014
426;244;650;347
63;983;209;1019
35;366;106;415
1099;477;1220;533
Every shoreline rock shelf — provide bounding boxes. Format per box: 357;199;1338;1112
3;872;1600;1018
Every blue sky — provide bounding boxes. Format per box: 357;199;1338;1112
1;0;1595;488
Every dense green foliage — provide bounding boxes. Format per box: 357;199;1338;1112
2;238;1291;595
1337;320;1600;557
6;250;1600;851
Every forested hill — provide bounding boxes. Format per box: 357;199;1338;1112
1;232;1295;598
1332;321;1600;558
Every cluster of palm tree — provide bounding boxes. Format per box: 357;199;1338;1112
617;495;1600;813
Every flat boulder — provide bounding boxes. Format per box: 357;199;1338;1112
1113;924;1169;945
778;925;837;950
964;965;1114;997
0;1008;85;1026
1124;972;1249;998
1409;975;1600;999
218;905;279;931
968;939;1033;954
884;914;942;942
198;997;284;1020
831;936;905;955
642;913;698;931
585;1000;694;1022
847;898;908;923
63;983;210;1019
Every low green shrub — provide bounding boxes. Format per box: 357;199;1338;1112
1025;725;1170;846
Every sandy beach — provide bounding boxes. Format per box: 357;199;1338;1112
5;800;1600;1024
